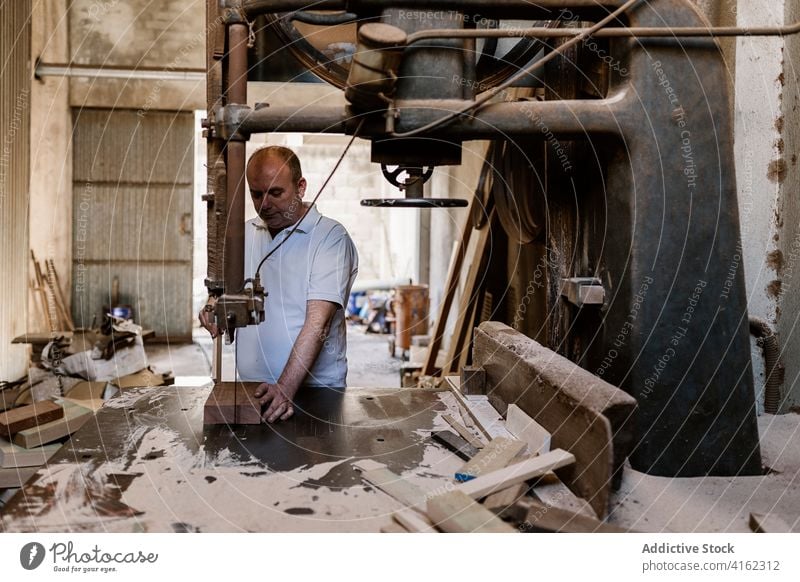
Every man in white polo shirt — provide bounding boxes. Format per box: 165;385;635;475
200;146;358;424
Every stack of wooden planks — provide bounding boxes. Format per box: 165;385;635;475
0;399;94;489
29;251;74;332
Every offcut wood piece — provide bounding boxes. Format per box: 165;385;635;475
431;430;479;461
483;482;528;512
380;521;410;534
65;381;108;401
353;460;427;511
13;401;93;449
427;490;516;533
203;381;263;425
473;322;638;518
749;513;793;533
0;401;64;438
441;414;484;450
0;438;60;468
456;436;526;482
446;381;514;440
0;385;22;412
460;366;487;395
460;449;576;500
518;498;631;533
506;404;551;456
532;478;597;519
0;466;40;489
393;508;438;533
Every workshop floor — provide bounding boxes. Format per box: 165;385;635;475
144;323;401;387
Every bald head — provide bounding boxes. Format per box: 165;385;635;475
247;146;302;184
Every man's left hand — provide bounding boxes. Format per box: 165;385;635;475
255;382;298;423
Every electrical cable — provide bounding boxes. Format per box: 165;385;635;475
390;0;641;138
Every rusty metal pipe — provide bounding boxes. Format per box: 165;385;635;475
406;22;800;44
224;22;249;294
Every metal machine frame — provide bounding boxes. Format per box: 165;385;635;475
204;0;768;478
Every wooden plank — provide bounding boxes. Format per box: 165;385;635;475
460;449;576;500
473;322;638;518
506;404;551;456
427;490;516;533
460;366;486;395
518;498;631;533
447;385;513;440
442;414;484;450
422;193;477;376
483;483;528;511
0;438;60;468
354;461;427;511
749;513;793;533
0;466;40;489
456;437;526;482
431;431;479;461
0;401;64;438
203;382;262;425
393;508;437;533
532;478;597;518
13;402;93;449
380;521;410;534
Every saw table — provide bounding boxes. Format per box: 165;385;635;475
0;384;467;532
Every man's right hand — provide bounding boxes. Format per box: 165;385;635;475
198;298;219;338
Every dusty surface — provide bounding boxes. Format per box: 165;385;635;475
609;413;800;532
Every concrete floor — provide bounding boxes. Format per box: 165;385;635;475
145;324;401;388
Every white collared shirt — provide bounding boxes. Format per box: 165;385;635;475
235;204;358;387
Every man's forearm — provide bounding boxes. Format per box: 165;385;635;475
276;300;337;394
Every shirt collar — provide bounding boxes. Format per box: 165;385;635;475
253;203;321;235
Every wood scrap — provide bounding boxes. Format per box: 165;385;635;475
427;490;515;533
0;438;60;468
473;322;638;518
431;430;479;461
380;521;410;534
441;414;484;449
13;401;93;449
482;482;528;511
506;404;551;456
445;382;513;440
518;498;632;533
0;466;39;489
456;436;526;482
353;460;427;511
749;513;793;533
0;401;64;438
532;478;597;519
0;385;23;412
392;508;437;533
460;449;576;500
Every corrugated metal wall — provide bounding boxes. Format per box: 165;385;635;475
0;1;31;382
71;109;194;340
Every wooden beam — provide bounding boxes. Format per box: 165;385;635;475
427;490;516;533
203;381;262;425
431;430;479;461
459;449;576;500
473;322;638;518
456;436;526;482
0;438;60;468
0;401;64;438
441;414;484;450
446;383;513;440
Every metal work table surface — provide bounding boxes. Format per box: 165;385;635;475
1;385;464;532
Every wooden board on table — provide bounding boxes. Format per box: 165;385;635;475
0;465;40;489
0;401;64;438
460;449;576;500
203;381;262;425
13;401;93;449
519;498;632;533
506;404;551;456
1;438;60;468
445;378;513;440
431;430;479;461
456;436;526;482
427;490;515;533
473;322;638;518
354;460;427;511
393;508;437;533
